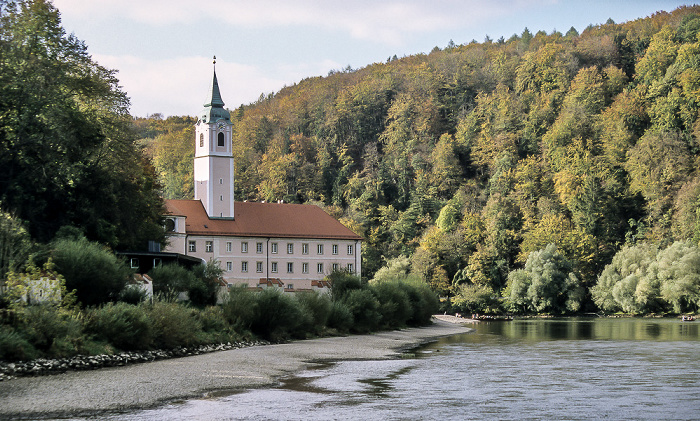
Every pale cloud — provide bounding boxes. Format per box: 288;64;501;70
94;55;271;116
93;54;341;116
54;0;554;46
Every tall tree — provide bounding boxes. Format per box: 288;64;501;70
0;0;164;249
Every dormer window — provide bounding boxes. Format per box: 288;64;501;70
218;132;224;147
164;218;176;232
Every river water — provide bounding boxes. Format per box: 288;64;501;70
95;318;700;420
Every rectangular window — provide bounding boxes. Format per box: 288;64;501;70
241;261;248;273
287;262;294;273
188;241;196;252
287;243;294;254
332;263;339;271
302;262;309;274
226;261;232;271
287;284;294;290
271;243;278;254
332;244;338;255
317;263;324;274
205;241;213;252
271;262;278;273
256;242;263;253
130;258;139;269
347;244;354;255
256;261;263;273
317;244;324;255
241;242;248;253
153;258;162;268
226;242;232;252
302;243;309;254
347;263;354;273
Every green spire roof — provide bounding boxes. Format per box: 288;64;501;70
199;57;231;123
204;69;225;108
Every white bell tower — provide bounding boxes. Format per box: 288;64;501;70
194;56;235;219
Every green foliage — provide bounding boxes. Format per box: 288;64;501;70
221;285;258;334
329;271;363;301
249;288;306;341
190;259;225;307
118;285;149;305
0;209;33;282
370;281;413;329
0;327;38;361
148;263;196;296
592;240;700;315
141;122;196;199
656;241;700;313
84;302;153;351
370;255;412;284
452;284;501;314
295;291;332;335
591;243;659;313
341;289;381;333
503;244;584;314
16;305;83;354
0;276;439;361
195;305;236;343
403;281;440;325
435;201;461;232
0;0;165;249
149;300;202;349
51;237;131;307
149;261;222;308
327;301;354;332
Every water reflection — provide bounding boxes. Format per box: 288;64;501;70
472;317;699;342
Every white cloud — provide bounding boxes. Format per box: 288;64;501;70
93;54;342;116
54;0;555;46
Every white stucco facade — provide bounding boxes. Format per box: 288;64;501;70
168;235;361;291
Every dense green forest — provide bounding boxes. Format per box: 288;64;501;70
140;7;700;312
3;0;700;317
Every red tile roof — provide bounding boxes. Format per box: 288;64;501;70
165;199;362;240
259;278;284;287
311;280;332;288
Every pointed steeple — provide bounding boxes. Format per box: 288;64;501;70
199;56;230;124
204;56;225;108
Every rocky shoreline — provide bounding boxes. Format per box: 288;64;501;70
0;340;269;381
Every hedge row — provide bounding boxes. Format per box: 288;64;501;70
0;273;439;361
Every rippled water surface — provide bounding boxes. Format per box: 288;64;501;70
95;318;700;420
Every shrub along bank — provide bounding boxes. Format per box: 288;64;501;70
0;272;438;363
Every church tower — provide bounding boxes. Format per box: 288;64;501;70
194;57;235;219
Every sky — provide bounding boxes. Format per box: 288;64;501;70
51;0;697;117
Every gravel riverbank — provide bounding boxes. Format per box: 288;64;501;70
0;341;270;382
0;319;471;420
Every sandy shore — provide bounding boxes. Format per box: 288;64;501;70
0;319;471;419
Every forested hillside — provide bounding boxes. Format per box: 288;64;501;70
144;6;700;311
